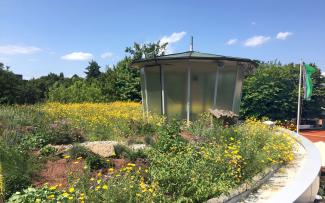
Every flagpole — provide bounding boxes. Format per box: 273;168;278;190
296;59;303;134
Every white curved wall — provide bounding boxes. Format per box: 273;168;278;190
269;129;321;203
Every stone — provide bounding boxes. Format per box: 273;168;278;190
81;141;118;158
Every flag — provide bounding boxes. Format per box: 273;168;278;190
303;63;317;100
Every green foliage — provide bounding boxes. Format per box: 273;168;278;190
7;187;61;203
40;145;57;156
125;41;168;60
85;154;109;171
113;144;147;161
85;60;102;80
0;143;36;199
241;62;325;120
8;167;164;203
113;144;131;158
48;80;104;103
68;145;109;171
0;66;24;104
146;118;296;202
68;145;92;159
99;57;141;101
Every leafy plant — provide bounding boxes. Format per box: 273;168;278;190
40;145;57;156
68;145;109;171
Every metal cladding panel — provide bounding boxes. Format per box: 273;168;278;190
163;63;188;119
144;66;162;114
190;62;217;119
215;62;237;112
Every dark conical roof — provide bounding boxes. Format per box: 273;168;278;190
131;51;258;68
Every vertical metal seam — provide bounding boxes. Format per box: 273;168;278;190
140;69;145;118
143;68;149;117
213;64;220;108
160;65;165;115
187;64;191;124
232;64;240;112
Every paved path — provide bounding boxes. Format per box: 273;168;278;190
300;130;325;142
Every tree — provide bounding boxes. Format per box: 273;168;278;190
240;62;325;121
85;60;101;80
99;57;141;101
0;66;23;104
48;80;104;103
125;40;168;60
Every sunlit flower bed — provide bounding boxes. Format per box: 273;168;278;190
6;115;297;203
42;102;163;140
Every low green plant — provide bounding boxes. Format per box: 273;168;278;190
40;145;57;156
68;145;92;159
114;144;147;161
144;135;155;145
7;186;61;203
68;145;109;171
0;143;37;200
113;144;131;158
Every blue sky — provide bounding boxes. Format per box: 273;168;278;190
1;0;325;79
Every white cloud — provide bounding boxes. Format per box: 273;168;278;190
0;45;41;55
160;31;186;54
244;35;271;47
61;52;93;61
276;32;293;40
226;38;238;45
322;71;325;77
160;31;186;45
101;52;113;59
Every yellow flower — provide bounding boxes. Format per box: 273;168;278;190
73;161;79;164
47;194;55;199
102;184;108;190
49;185;57;190
69;187;75;193
77;157;83;160
97;172;102;177
127;163;136;167
109;168;114;173
63;155;70;159
68;196;74;200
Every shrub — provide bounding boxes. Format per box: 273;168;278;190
113;144;131;158
0;143;36;199
47;121;84;145
114;144;147;161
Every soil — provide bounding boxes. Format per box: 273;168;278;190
32;158;148;188
32;159;85;188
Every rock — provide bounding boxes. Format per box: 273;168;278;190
129;144;147;151
81;141;118;157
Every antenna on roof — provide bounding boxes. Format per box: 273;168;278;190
190;36;193;51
